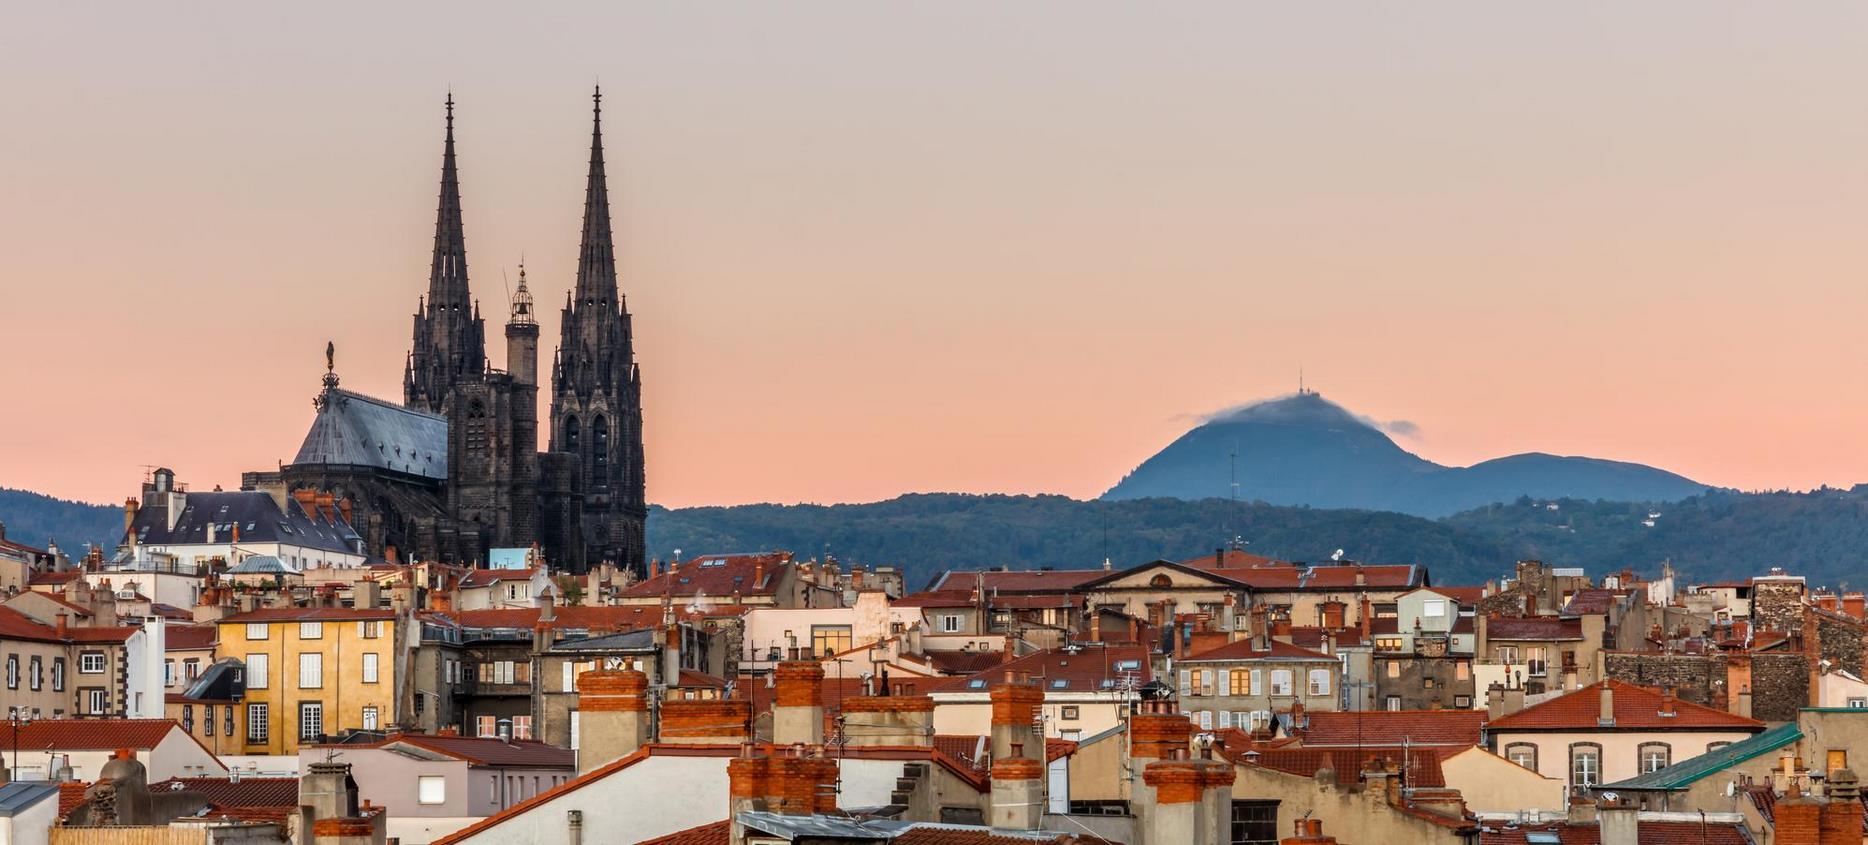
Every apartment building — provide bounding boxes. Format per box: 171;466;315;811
216;605;400;754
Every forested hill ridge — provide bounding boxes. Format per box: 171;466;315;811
10;485;1868;592
0;488;119;556
649;488;1868;590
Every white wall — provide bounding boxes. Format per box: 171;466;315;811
389;817;478;845
0;791;55;845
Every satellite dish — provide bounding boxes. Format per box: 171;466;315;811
1725;781;1736;798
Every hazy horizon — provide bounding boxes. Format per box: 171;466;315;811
7;3;1868;509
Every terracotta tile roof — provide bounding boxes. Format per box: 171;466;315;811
929;645;1151;694
461;568;539;587
1486;680;1765;732
678;669;727;689
0;719;182;751
57;781;88;817
1436;586;1488;605
437;604;749;635
1205;562;1422;591
62;626;138;643
146;777;297;809
1286;627;1363;649
1559;589;1625;616
1180;638;1335;662
894;590;976;608
932;735;1078;769
320;733;576;768
1180;550;1287;570
1484;617;1584;641
1239;747;1447;787
926;569;1107;594
219;606;395;623
987;594;1076;610
1479;820;1749;845
148;603;195;621
30;571;82;587
1299;710;1488;748
164;624;218;650
623;552;793;599
639;819;730;845
0;606;63;642
926;651;1006;675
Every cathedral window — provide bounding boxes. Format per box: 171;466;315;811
591;416;610;488
466;401;488;454
563;416;579;451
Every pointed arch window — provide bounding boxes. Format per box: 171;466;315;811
563;416;579;452
591;415;610;488
466;401;488;455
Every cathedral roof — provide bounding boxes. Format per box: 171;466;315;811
292;388;449;480
127;490;361;556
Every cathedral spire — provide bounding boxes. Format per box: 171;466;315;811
574;86;618;309
430;93;470;309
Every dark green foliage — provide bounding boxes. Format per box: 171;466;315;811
0;488;121;556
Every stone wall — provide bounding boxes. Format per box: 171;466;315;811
1603;653;1720;707
1752;580;1807;633
1750;653;1810;721
1816;611;1866;677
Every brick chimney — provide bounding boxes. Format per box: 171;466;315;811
1820;769;1861;845
1658;687;1677;718
728;747;841;845
659;698;750;744
575;669;649;774
1129;706;1193;762
990;756;1045;830
1597;683;1616;727
1776;794;1822;845
1282;819;1339;845
988;673;1044;764
773;661;826;746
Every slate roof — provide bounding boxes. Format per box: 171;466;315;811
546;628;658;653
127;490;360;555
226;554;299;575
1203;562;1424;592
1601;721;1800;791
1240;747;1448;787
1559;589;1625;616
292;388;448;479
1486;680;1765;732
0;782;57;818
893;590;976;609
164;624;218;650
926;651;1006;675
1300;710;1488;748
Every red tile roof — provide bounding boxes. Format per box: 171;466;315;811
1486;680;1765;732
1560;589;1626;616
219;607;396;623
1180;549;1287;570
1479;820;1749;845
894;590;976;608
32;594;95;617
639;819;730;845
927;569;1107;594
1240;747;1447;787
369;733;576;768
437;604;749;633
1204;562;1422;591
164;624;218;651
932;735;1078;769
929;645;1151;694
29;571;82;587
1180;638;1336;662
0;606;63;642
1483;617;1584;641
926;651;1007;675
62;626;137;643
1286;627;1364;649
1299;710;1488;748
461;568;539;587
146;777;298;809
623;552;793;599
0;719;184;751
1436;586;1489;605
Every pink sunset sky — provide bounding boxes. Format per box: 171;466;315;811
5;3;1868;509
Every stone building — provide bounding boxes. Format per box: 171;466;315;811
246;91;647;574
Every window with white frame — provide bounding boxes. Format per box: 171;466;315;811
1307;668;1331;696
79;652;106;674
362;706;379;731
1269;669;1293;697
940;615;961;633
513;715;533;740
299;702;323;741
1494;645;1518;663
477;715;497;737
418;775;446;805
357;621;382;639
52;658;64;691
1570;743;1601;787
85;689;107;714
1505;743;1538;770
164;660;176;687
28;656;41;691
299;622;322;640
246;653;269;689
1638;742;1671;774
298;652;322;689
248;703;269;741
361;653;379;684
5;656;16;689
1525;647;1548;677
246;623;269;640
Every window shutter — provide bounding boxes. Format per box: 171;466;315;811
1219;710;1234;728
1178;669;1192;697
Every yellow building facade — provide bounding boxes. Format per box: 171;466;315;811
216;607;398;755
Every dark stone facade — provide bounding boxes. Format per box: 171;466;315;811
1373;655;1476;710
1751;578;1807;633
1603;651;1809;721
1816;610;1867;677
